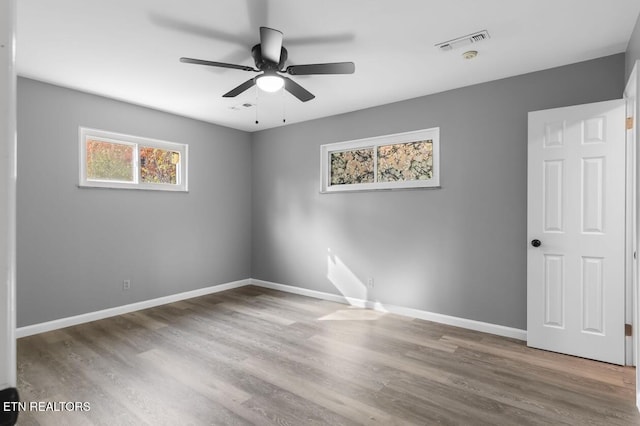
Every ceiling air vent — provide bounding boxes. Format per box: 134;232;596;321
435;30;490;52
229;102;255;111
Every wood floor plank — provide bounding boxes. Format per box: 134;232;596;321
16;285;640;425
239;356;394;425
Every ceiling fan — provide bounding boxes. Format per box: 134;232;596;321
180;27;355;102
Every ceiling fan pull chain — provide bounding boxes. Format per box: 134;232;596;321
282;88;286;123
255;85;259;124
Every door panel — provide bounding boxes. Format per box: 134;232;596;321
582;157;605;233
528;99;626;365
544;160;564;232
543;254;564;327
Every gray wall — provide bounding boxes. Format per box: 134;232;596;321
626;12;640;83
251;54;625;330
15;54;627;330
17;78;252;327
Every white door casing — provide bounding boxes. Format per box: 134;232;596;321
0;0;17;390
624;66;638;368
625;97;636;366
625;60;640;410
527;99;626;365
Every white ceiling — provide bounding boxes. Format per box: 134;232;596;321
16;0;640;132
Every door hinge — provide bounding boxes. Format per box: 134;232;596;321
627;117;634;130
625;323;632;336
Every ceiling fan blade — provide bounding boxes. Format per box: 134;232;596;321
286;62;355;75
260;27;283;63
223;78;256;98
283;77;315;102
180;57;257;72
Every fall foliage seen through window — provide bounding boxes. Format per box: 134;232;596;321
320;127;439;192
86;140;135;182
140;147;179;185
80;128;187;191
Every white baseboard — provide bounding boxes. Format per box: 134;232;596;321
16;277;526;342
251;279;527;341
16;279;251;338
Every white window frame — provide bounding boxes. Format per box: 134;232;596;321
79;127;188;192
320;127;440;193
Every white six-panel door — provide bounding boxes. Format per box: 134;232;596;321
527;99;626;365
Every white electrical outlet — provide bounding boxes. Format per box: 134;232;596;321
367;278;374;288
123;279;131;291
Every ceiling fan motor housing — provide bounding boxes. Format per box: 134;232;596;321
251;44;288;71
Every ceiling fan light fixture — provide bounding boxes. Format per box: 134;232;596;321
256;74;284;92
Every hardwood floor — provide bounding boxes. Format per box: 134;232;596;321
16;285;640;425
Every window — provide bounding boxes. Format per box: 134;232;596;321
320;127;440;192
79;127;188;192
